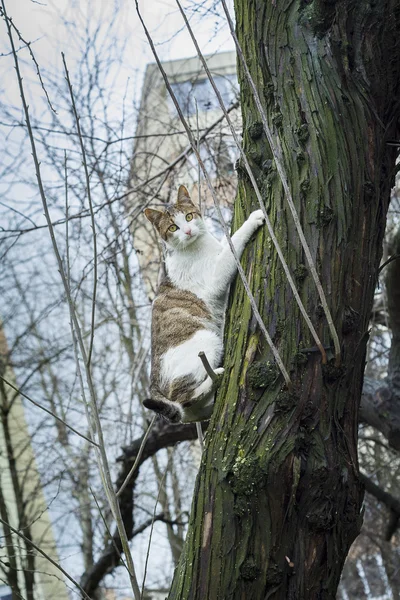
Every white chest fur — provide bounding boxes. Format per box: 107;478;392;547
165;233;225;306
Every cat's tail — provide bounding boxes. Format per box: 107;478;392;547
143;396;183;423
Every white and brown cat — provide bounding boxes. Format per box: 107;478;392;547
143;185;265;423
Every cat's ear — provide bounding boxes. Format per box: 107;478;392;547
144;208;164;229
176;185;191;205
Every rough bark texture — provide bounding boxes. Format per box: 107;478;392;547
168;2;400;599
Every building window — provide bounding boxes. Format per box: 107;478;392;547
168;74;238;116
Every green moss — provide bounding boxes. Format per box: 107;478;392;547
275;390;298;413
247;361;279;388
294;263;308;283
272;110;283;129
248;148;263;166
263;170;277;193
273;318;285;343
240;557;260;581
300;178;310;197
229;455;265;496
263;82;274;102
296;151;306;165
262;158;274;173
235;158;250;182
233;495;250;518
248;121;264;140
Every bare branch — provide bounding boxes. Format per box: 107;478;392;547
116;415;157;498
0;374;100;447
359;472;400;541
62;53;98;368
0;516;93;600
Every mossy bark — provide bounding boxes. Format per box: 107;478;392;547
168;2;400;599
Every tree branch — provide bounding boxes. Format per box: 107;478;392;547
80;420;202;597
360;378;400;451
359;472;400;540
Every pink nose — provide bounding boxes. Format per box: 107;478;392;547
185;228;192;236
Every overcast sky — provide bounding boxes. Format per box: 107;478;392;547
1;0;235;120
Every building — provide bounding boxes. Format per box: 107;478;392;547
0;327;69;600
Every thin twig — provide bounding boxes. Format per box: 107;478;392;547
64;150;70;286
195;98;201;211
378;253;400;274
0;6;56;113
135;0;291;388
195;101;204;453
140;452;173;598
196;422;204;453
220;0;341;366
62;53;97;369
198;351;218;382
0;517;92;600
116;415;157;498
0;375;99;448
89;487;128;572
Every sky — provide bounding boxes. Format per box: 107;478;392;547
1;0;235;117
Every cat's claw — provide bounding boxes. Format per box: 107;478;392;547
249;209;265;228
211;367;225;390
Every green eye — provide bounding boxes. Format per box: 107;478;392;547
186;213;193;222
168;224;178;232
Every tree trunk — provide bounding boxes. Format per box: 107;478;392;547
168;2;400;599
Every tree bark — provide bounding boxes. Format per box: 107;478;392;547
168;2;400;599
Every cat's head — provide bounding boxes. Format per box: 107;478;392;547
144;185;205;250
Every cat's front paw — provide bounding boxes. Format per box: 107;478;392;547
248;209;265;229
213;367;225;375
212;367;224;390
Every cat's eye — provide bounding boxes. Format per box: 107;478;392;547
168;224;178;232
186;213;193;222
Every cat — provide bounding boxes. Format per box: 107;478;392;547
143;184;265;423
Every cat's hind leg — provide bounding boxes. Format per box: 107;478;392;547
192;367;224;399
143;391;183;423
160;329;223;386
180;367;224;423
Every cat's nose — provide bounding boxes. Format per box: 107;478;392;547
185;228;192;236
